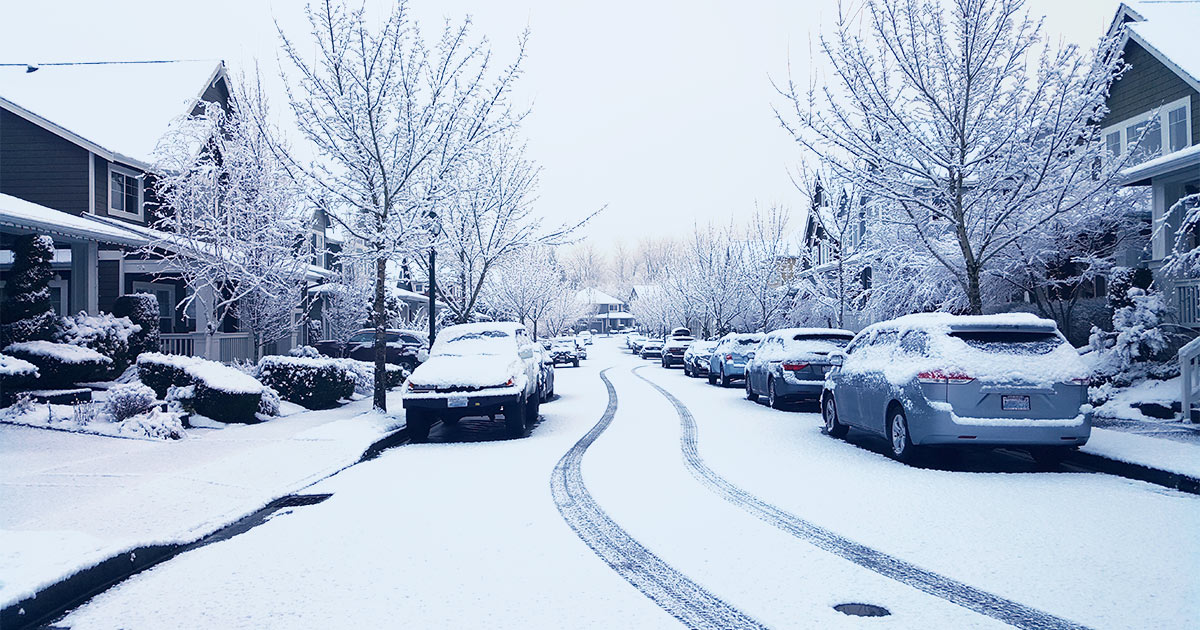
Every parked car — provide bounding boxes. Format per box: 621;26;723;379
577;330;594;345
402;322;544;441
683;340;719;378
550;338;581;367
820;313;1091;465
640;338;665;359
534;344;556;403
575;337;589;360
314;328;428;372
707;333;765;386
629;334;648;354
661;335;694;368
669;327;692;339
745;328;854;408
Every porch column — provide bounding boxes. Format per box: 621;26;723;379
194;284;218;360
69;241;99;314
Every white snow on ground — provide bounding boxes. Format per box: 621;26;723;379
1093;376;1180;421
1083;427;1200;480
43;340;1200;629
0;400;185;441
635;358;1200;630
0;393;404;609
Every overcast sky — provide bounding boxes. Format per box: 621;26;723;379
0;0;1123;251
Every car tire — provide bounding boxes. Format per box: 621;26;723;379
822;394;848;438
768;378;784;410
720;368;731;388
683;364;691;377
505;398;526;438
1029;446;1071;470
887;407;920;463
573;359;579;368
708;372;718;385
525;394;540;430
407;409;432;443
745;376;758;401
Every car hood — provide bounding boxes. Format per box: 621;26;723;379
407;354;522;390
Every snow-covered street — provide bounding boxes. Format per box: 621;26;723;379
53;339;1200;630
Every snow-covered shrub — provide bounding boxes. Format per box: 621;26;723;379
259;386;281;417
105;382;158;421
336;359;406;395
137;353;264;423
112;293;161;359
165;384;195;415
0;352;39;402
4;340;113;387
56;311;140;373
288;345;321;358
117;407;186;440
1088;286;1170;386
0;234;58;346
256;355;355;409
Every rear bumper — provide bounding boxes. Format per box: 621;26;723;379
913;407;1092;447
663;353;684;365
642;350;663;358
402;392;521;418
771;377;824;401
720;362;747;378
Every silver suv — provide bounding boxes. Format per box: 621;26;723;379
821;314;1091;465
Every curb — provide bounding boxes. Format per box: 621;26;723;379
0;424;409;630
1066;450;1200;495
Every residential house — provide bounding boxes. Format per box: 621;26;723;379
1104;2;1200;328
0;60;333;361
576;288;631;333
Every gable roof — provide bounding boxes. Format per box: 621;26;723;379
0;60;225;171
1110;2;1200;93
576;287;623;306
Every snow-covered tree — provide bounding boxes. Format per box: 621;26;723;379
776;0;1130;315
277;0;526;410
484;245;565;338
793;171;874;329
0;234;57;345
321;270;372;345
540;284;590;337
152;83;311;360
1161;193;1200;277
739;204;794;332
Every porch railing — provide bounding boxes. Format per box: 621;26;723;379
1180;336;1200;424
159;332;255;363
1175;278;1200;327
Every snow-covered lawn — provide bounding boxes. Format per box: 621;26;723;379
51;340;1200;629
0;392;405;610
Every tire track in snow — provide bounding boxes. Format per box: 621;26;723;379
632;366;1092;630
550;368;766;630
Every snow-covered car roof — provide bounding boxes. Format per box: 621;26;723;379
767;327;854;339
860;312;1059;336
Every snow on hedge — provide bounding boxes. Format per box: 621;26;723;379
137;352;264;394
0;397;185;441
0;353;38;378
3;340;112;365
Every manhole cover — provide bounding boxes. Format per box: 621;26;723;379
834;603;891;617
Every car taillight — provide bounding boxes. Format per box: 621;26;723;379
782;362;808;371
917;370;974;384
725;354;733;361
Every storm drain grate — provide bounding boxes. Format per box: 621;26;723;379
273;493;333;509
834;603;891;617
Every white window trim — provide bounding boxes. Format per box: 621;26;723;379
107;162;145;221
1102;96;1192;161
48;278;69;316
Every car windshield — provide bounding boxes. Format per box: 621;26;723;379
949;330;1063;355
433;330;513;356
552;342;573;349
348;333;372;343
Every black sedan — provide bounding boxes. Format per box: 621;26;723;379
313;328;429;372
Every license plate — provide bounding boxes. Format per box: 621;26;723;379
447;396;468;408
1001;395;1030;411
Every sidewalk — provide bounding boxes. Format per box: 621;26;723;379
0;392;407;612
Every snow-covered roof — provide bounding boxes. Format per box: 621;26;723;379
0;60;225;170
1113;2;1200;92
576;287;623;306
0;193;149;246
1118;143;1200;185
595;311;633;319
766;327;855;338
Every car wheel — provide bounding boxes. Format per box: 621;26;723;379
525;394;540;430
822;394;848;438
505;398;526;438
708;372;717;385
720;367;731;388
683;364;691;377
768;378;783;410
887;407;919;463
573;359;579;367
745;375;758;401
1029;446;1071;470
407;409;432;443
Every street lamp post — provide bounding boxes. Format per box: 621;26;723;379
427;212;441;345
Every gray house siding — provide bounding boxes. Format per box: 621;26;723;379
98;259;120;312
0;108;90;215
1102;39;1200;145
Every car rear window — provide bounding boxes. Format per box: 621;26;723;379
435;330;513;356
949;330;1063;355
734;339;758;346
783;334;851;354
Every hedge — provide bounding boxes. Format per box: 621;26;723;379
4;340;112;388
137;353;264;423
256;356;355;409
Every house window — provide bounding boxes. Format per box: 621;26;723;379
1103;96;1192;166
108;164;144;220
49;278;68;316
132;281;176;333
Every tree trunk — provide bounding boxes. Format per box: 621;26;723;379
965;263;983;316
373;255;388;413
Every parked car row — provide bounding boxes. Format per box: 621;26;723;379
635;313;1093;467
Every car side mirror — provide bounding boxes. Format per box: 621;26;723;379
828;351;845;366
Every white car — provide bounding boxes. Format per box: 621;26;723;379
402;322;544;441
577;330;594;345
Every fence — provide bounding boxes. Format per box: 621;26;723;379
159;332;255;363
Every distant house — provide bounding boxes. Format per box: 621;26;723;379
1104;2;1200;328
576;287;631;333
0;61;333;361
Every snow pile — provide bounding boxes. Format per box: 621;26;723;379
0;353;38;378
288;345;322;358
4;340;112;365
0;395;185;440
847;313;1087;386
1090;376;1180;422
